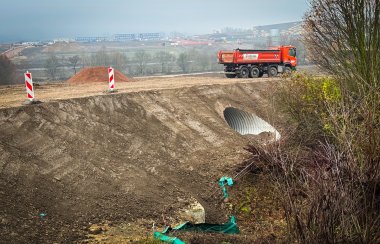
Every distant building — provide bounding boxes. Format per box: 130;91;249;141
138;33;162;41
114;34;137;41
74;36;107;42
74;33;164;43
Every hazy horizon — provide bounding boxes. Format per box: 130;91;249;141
0;0;309;42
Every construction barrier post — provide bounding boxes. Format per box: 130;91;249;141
108;67;115;92
24;71;34;101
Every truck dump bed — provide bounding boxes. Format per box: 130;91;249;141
218;49;282;64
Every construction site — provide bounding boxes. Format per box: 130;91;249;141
0;68;287;243
2;0;379;243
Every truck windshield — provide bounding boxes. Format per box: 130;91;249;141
289;48;296;57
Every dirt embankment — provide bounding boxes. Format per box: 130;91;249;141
0;81;281;243
0;76;280;109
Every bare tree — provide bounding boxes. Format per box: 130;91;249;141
110;52;128;72
198;53;211;72
304;0;380;91
155;51;175;74
177;52;190;73
134;49;151;75
0;55;16;85
45;55;60;80
68;55;80;74
87;46;110;67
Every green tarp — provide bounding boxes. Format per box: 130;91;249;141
153;232;185;244
154;216;239;243
162;216;239;235
153;176;239;243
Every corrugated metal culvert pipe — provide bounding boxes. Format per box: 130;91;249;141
223;107;280;140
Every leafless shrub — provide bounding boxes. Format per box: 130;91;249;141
246;135;380;243
244;1;380;242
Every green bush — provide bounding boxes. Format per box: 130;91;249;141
277;73;341;147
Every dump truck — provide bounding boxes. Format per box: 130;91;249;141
217;45;297;78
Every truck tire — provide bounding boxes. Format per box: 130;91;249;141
284;66;292;74
225;73;236;78
238;66;249;78
249;67;260;78
268;66;278;77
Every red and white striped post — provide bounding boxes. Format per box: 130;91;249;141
108;67;115;92
24;71;34;101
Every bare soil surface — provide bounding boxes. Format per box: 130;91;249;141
67;66;130;84
0;76;284;243
0;76;280;109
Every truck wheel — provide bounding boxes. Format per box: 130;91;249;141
284;66;292;74
225;73;236;78
268;66;278;77
249;67;260;78
238;66;249;78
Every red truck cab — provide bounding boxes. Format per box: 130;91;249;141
217;45;297;78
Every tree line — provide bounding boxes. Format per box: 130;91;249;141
41;47;222;81
0;46;222;84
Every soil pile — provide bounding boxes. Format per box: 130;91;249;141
0;82;281;243
67;66;130;83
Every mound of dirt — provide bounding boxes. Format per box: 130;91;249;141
0;82;282;243
67;66;130;83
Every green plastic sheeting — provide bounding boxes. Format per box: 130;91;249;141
153;216;239;243
164;215;239;234
153;176;238;243
153;232;185;244
219;177;234;199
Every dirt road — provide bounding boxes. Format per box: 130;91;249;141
1;45;31;59
0;76;280;109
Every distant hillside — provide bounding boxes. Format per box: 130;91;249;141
253;21;303;36
254;21;301;32
217;21;303;37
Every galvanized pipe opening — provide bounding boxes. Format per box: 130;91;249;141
223;107;280;140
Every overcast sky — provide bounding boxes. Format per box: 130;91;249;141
0;0;310;42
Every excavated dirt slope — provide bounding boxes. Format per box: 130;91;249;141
0;81;281;243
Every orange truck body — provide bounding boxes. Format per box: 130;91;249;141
217;45;297;78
